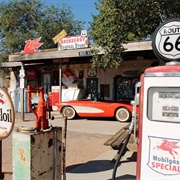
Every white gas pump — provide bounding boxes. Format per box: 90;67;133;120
136;19;180;179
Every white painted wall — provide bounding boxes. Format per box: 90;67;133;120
64;59;154;100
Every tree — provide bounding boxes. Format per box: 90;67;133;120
0;0;84;63
90;0;180;70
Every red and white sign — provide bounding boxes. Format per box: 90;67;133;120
0;87;15;140
58;36;88;50
148;136;180;175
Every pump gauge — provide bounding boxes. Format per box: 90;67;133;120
148;87;180;123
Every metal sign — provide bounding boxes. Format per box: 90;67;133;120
81;30;87;37
152;18;180;62
78;50;92;56
0;87;15;140
58;36;89;50
20;78;25;89
53;59;69;63
52;29;67;44
20;37;43;54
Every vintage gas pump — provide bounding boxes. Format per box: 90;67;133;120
136;19;180;179
27;85;49;130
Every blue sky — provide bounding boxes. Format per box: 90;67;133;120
48;0;98;30
0;0;99;30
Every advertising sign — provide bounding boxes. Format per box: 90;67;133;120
0;87;15;140
148;136;180;176
52;29;67;44
20;37;43;54
62;67;78;86
58;36;88;50
152;18;180;62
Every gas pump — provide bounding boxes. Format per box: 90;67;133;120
27;85;49;130
136;19;180;179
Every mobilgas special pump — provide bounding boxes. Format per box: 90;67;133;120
136;19;180;179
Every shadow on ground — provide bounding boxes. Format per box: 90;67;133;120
67;160;114;173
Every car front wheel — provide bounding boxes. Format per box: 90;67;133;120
62;106;76;119
115;107;131;122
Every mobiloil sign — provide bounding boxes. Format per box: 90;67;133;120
136;19;180;179
0;87;15;140
0;87;15;179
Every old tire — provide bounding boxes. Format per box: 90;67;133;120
115;107;131;122
62;106;76;119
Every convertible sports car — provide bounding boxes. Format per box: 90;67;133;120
56;99;134;122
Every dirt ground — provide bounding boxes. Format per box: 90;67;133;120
2;129;112;180
65;131;112;171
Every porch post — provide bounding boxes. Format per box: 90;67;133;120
20;62;25;121
59;63;62;102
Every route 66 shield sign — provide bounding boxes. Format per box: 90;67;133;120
152;19;180;62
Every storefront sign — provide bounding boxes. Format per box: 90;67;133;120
78;50;92;56
52;29;67;44
53;59;69;63
0;87;15;140
122;69;141;77
58;36;88;50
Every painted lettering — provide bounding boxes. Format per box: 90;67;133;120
60;37;86;44
151;162;180;172
151;162;155;168
163;27;180;35
153;155;180;165
0;108;12;122
75;43;85;49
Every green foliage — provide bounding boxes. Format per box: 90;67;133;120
0;0;84;62
90;0;180;70
37;4;85;49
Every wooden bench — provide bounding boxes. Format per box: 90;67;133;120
104;123;137;162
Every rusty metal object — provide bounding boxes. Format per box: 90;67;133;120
13;127;62;179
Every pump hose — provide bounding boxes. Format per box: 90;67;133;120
112;132;132;180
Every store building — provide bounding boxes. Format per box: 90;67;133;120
1;40;160;111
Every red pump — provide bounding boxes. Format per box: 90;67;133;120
27;85;49;130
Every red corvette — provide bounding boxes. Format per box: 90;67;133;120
56;99;134;122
